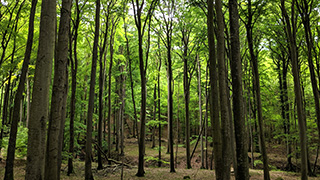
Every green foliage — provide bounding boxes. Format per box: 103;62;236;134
2;124;28;158
144;156;169;165
253;159;263;167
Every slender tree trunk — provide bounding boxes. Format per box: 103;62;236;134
4;0;36;179
119;60;126;156
158;48;162;167
133;0;157;175
107;18;118;159
68;0;80;175
85;0;100;179
216;0;232;178
152;84;157;148
167;37;175;173
207;0;223;177
26;70;30;127
229;0;249;178
183;33;192;170
281;0;308;179
124;19;138;139
204;65;209;169
245;1;270;178
97;5;109;170
25;0;56;178
197;54;204;169
175;82;180;167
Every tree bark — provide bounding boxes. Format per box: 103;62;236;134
44;0;71;179
152;83;157;148
25;0;56;178
182;29;192;169
207;0;223;178
85;0;100;179
197;54;204;169
229;0;249;178
158;44;162;167
216;0;232;178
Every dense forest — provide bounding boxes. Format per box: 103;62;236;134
0;0;320;179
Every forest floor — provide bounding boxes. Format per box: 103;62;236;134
0;137;319;179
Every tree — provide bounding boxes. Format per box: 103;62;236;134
281;0;308;179
44;0;71;179
132;0;158;176
229;0;249;178
296;0;320;165
207;0;223;176
85;0;100;179
241;0;270;178
25;0;56;178
97;0;115;169
4;0;33;179
216;0;232;178
156;0;176;172
107;16;120;159
196;54;204;169
68;0;83;175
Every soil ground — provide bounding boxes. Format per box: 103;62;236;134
0;137;319;179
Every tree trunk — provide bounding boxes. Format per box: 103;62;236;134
158;46;162;167
167;34;175;173
152;84;157;148
281;0;308;179
245;0;270;178
133;0;157;176
97;2;110;169
298;0;320;160
44;0;71;179
85;0;100;179
68;0;80;175
107;17;118;159
124;18;138;139
204;65;209;169
25;0;56;178
197;54;204;169
216;0;232;178
4;0;36;179
183;31;192;170
207;0;223;177
229;0;249;178
26;70;30;127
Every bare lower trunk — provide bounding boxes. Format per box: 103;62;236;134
44;0;71;179
25;0;56;178
229;0;249;178
85;0;100;179
216;0;232;178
